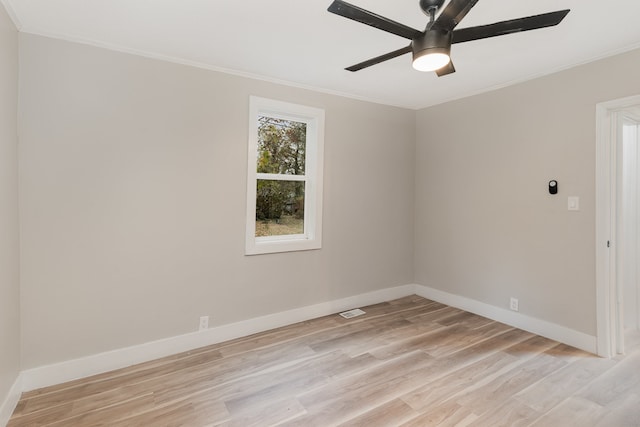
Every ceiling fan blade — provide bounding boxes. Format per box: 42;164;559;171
328;0;422;40
345;45;412;72
432;0;480;31
452;10;570;44
435;60;456;77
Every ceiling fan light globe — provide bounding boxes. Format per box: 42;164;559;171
411;29;453;72
412;52;450;72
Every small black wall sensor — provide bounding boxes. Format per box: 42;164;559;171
549;180;558;194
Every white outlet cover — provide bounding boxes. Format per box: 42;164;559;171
199;316;209;331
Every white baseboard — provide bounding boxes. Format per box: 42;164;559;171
20;284;416;392
415;284;597;354
0;374;22;427
18;282;598;395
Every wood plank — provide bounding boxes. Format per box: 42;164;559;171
400;401;478;427
14;349;224;416
514;355;617;413
451;346;569;416
401;351;519;411
8;296;640;427
593;392;640;427
465;399;541;427
529;396;604;427
290;351;436;425
576;350;640;406
336;398;418;427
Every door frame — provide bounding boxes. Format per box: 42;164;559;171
596;94;640;358
620;116;640;335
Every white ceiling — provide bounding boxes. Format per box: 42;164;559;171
4;0;640;109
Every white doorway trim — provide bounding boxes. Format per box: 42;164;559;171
621;116;640;335
595;94;640;358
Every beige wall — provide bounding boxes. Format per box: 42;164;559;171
17;24;640;372
0;1;20;405
415;48;640;335
18;34;416;368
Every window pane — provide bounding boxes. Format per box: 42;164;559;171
255;180;305;237
257;116;306;175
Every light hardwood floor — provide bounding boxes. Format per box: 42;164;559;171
8;296;640;426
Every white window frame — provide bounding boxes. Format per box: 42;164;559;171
245;96;324;255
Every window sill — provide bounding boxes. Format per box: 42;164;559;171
245;237;322;255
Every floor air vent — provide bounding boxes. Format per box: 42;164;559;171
339;308;366;319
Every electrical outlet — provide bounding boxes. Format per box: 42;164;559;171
199;315;209;331
510;297;519;312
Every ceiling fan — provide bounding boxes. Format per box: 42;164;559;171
327;0;570;76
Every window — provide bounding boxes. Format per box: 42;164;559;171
245;96;325;255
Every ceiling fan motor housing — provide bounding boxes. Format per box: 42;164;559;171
412;29;452;60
